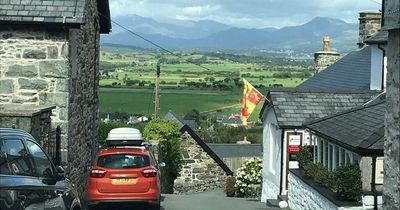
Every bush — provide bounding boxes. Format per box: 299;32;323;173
297;145;313;169
143;120;182;194
235;157;262;198
313;164;335;188
334;165;362;201
224;176;236;197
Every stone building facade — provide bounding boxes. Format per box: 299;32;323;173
0;0;111;202
174;132;228;194
382;0;400;209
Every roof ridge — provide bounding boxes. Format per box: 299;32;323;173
270;87;379;94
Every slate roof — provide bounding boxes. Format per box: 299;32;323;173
259;88;379;128
164;111;196;130
364;30;388;45
304;94;385;155
207;144;262;159
297;46;372;91
0;0;111;33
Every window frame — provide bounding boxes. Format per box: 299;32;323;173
23;138;57;179
0;138;36;177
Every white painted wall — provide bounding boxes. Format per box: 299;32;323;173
261;108;282;202
289;172;382;210
370;45;384;90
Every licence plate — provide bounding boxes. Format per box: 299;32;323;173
111;178;137;185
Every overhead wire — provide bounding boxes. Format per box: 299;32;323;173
367;0;382;5
99;12;212;71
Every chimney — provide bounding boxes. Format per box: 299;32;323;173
358;11;382;48
314;36;340;73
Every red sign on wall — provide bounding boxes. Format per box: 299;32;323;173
288;135;301;154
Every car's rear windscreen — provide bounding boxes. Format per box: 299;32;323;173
97;154;150;169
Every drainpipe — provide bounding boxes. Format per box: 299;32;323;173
279;129;285;195
378;0;385;91
378;44;386;91
371;155;378;210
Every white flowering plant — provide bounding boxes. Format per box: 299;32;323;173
234;157;262;198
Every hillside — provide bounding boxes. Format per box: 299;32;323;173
101;15;358;53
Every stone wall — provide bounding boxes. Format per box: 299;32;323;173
174;132;227;194
66;0;100;202
0;26;69;161
383;27;400;209
288;172;382;210
0;104;53;145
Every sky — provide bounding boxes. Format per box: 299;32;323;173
109;0;382;28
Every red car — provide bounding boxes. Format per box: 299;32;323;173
86;146;162;210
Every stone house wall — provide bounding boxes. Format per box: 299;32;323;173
0;26;70;161
174;132;227;194
383;28;400;209
0;0;100;202
66;0;100;201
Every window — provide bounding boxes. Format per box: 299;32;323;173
98;154;150;169
0;139;35;176
25;140;55;178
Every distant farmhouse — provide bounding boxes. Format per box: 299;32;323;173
259;11;387;209
0;0;111;199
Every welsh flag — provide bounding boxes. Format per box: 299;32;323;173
240;79;264;123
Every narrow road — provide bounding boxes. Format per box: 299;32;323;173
161;190;280;210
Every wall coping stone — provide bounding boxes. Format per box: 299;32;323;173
289;169;362;207
0;104;55;117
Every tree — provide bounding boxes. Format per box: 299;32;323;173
143;120;182;193
184;109;200;123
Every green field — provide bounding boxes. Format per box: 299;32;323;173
100;88;246;118
99;49;312;121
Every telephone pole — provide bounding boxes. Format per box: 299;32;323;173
154;63;160;119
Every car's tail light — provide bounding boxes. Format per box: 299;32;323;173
90;169;106;178
142;168;157;177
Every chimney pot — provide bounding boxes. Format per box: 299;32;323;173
323;36;330;51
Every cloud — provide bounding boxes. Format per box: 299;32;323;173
109;0;381;28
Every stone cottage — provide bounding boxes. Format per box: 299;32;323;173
0;0;111;200
164;111;233;194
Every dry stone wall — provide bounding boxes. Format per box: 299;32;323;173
174;132;227;194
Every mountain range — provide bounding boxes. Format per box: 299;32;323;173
101;15;359;53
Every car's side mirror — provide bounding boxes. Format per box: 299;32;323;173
158;162;166;168
55;166;65;181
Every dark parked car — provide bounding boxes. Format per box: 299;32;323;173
0;128;82;210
